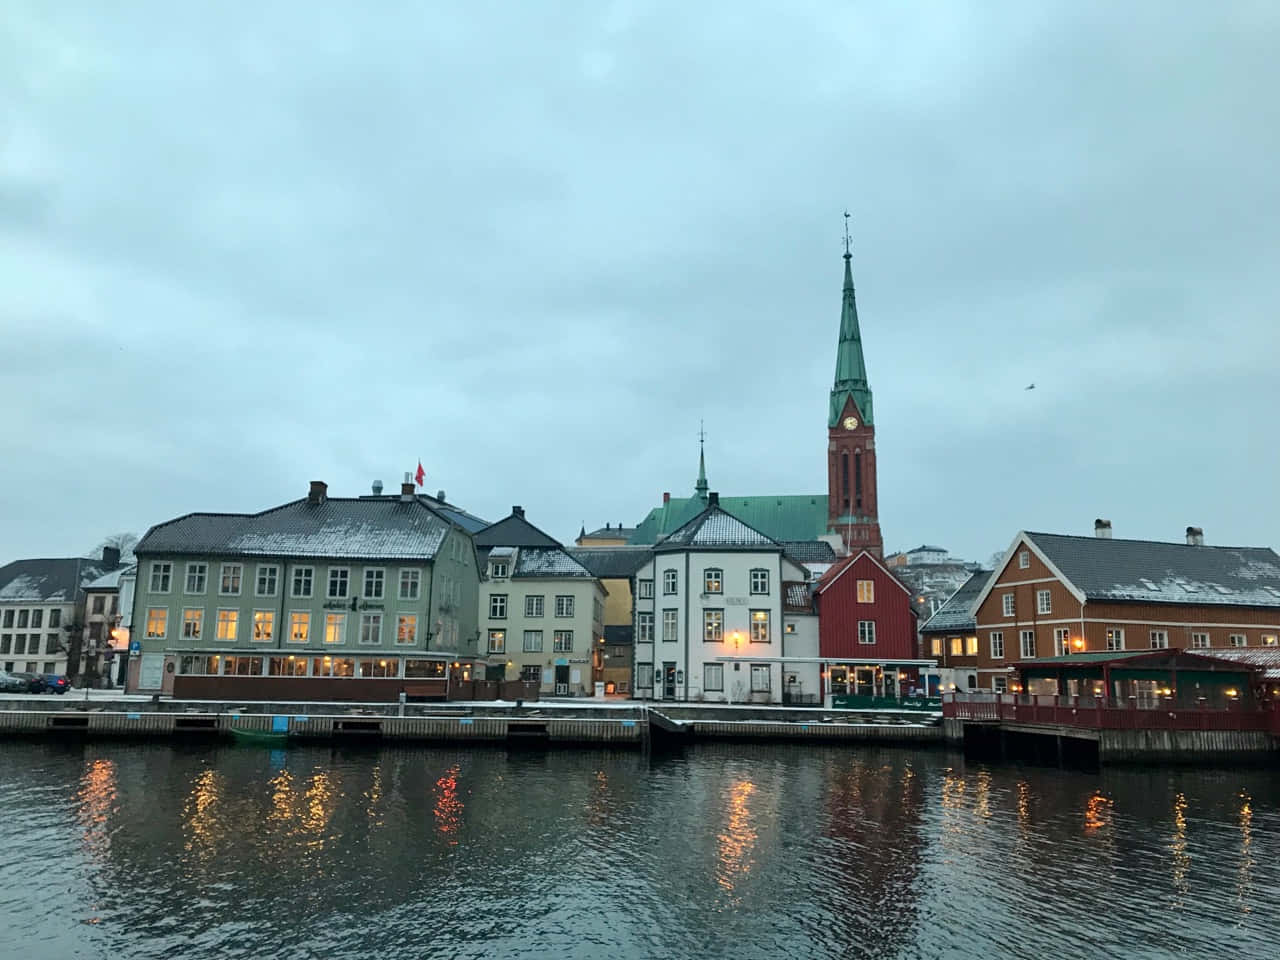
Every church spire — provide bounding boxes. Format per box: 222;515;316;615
829;212;874;427
695;420;709;502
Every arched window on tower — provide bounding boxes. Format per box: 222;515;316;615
840;452;850;512
854;450;863;511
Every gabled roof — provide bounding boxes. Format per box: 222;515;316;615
567;547;652;579
84;565;134;591
512;548;594;579
629;494;828;545
979;531;1280;611
474;511;561;549
580;524;637;540
814;550;914;600
137;497;455;561
920;570;992;635
654;504;782;553
781;540;838;565
0;558;103;603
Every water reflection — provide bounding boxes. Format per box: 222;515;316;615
76;758;118;864
1083;790;1112;831
181;767;223;865
433;764;462;841
1170;791;1190;901
715;779;757;895
301;770;336;842
1238;792;1254;915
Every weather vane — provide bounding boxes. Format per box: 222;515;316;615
843;210;852;257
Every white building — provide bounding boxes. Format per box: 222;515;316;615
632;494;816;704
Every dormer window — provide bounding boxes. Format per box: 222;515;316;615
491;562;508;579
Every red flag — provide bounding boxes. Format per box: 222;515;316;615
414;461;425;488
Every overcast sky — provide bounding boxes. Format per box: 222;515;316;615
2;2;1277;564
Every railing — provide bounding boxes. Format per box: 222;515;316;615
831;694;941;712
942;693;1280;733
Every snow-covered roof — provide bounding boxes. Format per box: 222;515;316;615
781;540;837;565
783;582;813;613
0;558;103;603
568;547;652;579
137;498;454;561
1196;647;1280;679
656;505;781;552
84;565;134;591
920;570;992;634
513;548;594;579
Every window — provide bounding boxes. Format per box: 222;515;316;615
704;663;724;692
704;568;723;594
1105;628;1125;651
42;661;54;674
269;656;308;677
362;569;384;599
216;610;238;642
1036;590;1051;615
525;595;545;618
1190;632;1210;649
327;568;349;599
704;609;723;643
553;630;573;652
1264;635;1278;647
0;635;9;654
224;656;264;677
1;611;10;627
90;597;104;616
857;580;875;603
785;622;796;635
150;562;172;593
49;609;60;628
405;659;447;679
638;579;654;599
179;655;220;675
637;663;654;689
359;659;396;679
950;636;964;656
252;611;274;643
750;569;769;595
663;570;678;594
490;561;508;579
182;608;203;640
396;615;417;645
555;596;575;618
289;612;310;643
750;664;771;692
489;594;507;619
488;630;506;654
990;631;1005;659
662;609;678;643
292;566;314;598
965;636;979;656
930;637;942;657
858;620;876;644
181;562;206;593
359;613;383;645
145;608;167;639
1229;633;1247;647
1018;551;1030;570
17;610;29;629
399;569;420;600
324;613;347;644
1020;630;1036;659
256;565;278;597
750;610;770;643
637;612;654;643
312;657;355;678
219;564;242;595
1149;630;1169;650
993;676;1009;694
520;664;542;683
89;621;103;641
14;635;25;655
1054;627;1071;656
522;630;543;652
1001;593;1015;618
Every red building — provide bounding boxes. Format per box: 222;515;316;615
814;550;919;697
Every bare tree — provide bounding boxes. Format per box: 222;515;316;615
90;533;138;564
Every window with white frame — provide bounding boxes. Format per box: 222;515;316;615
1191;632;1210;649
1036;590;1051;615
255;565;278;597
324;613;346;644
216;609;238;641
784;622;796;635
150;562;172;593
1054;627;1071;655
1149;630;1169;649
289;612;310;643
555;595;575;617
523;630;543;652
1264;635;1278;647
489;594;507;619
525;595;544;618
703;609;723;642
857;580;875;603
663;570;678;594
219;564;242;595
1001;593;1015;617
858;620;876;644
750;664;771;692
637;612;654;643
396;569;420;601
396;615;417;644
252;610;274;643
990;631;1004;658
145;608;167;639
1020;629;1036;659
364;569;385;599
182;608;203;639
185;563;207;593
292;566;313;598
704;568;723;594
359;613;382;645
327;568;349;599
704;663;724;692
930;637;943;657
1106;628;1125;651
1018;551;1030;569
490;561;508;579
637;663;654;689
487;630;506;654
638;579;654;599
750;569;769;594
750;609;770;643
662;609;678;643
519;664;541;683
1229;633;1247;647
993;676;1009;693
553;630;573;652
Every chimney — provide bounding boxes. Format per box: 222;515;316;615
605;522;611;530
436;490;446;502
513;505;524;518
1186;526;1204;546
101;546;121;570
308;481;328;505
663;491;671;504
709;491;719;507
371;479;383;495
400;481;415;501
1094;518;1112;539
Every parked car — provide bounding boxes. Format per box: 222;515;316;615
0;673;27;693
41;674;69;695
8;672;46;693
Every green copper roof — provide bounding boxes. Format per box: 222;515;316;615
829;253;874;427
629;494;828;545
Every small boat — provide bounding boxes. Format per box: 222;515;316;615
228;726;289;747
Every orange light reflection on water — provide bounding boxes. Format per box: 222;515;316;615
434;765;463;842
716;779;758;894
76;758;118;862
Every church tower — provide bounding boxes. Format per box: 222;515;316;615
827;220;883;557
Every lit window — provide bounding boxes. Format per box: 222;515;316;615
145;608;167;639
1001;594;1015;618
488;630;506;654
359;613;382;645
1149;630;1169;649
663;570;678;594
399;569;420;600
1036;590;1051;615
1190;632;1210;649
965;636;978;656
289;612;310;643
1106;628;1124;651
185;563;207;593
215;609;238;642
1020;630;1036;659
489;595;507;619
182;608;203;640
360;659;396;679
324;613;347;644
703;610;724;643
857;580;875;603
150;563;172;593
930;637;942;657
525;595;545;618
1054;627;1070;655
292;567;314;598
553;630;573;652
219;564;242;595
363;569;384;599
522;629;543;652
750;609;770;643
858;621;876;644
555;596;575;618
252;611;274;643
990;631;1004;659
750;569;769;594
327;569;349;599
1263;635;1278;647
950;636;963;656
255;565;278;597
704;569;723;594
784;622;796;635
397;615;417;645
704;663;724;692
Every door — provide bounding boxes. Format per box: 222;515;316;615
554;664;570;696
662;662;677;700
829;666;849;696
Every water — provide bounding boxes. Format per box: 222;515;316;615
0;742;1276;960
